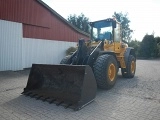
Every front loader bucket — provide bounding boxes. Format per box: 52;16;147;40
22;64;97;111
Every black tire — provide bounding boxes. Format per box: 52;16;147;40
121;55;136;78
60;55;71;64
94;54;118;89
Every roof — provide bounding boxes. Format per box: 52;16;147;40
90;18;115;24
90;18;119;29
36;0;90;37
90;18;114;28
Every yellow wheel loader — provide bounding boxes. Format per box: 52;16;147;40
22;18;136;111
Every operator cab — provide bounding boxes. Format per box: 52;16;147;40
90;18;117;41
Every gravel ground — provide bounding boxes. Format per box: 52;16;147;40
0;60;160;120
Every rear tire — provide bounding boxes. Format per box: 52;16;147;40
94;54;118;89
60;55;71;64
121;55;136;78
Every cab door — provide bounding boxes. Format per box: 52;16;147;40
114;23;121;53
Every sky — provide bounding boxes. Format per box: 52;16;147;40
42;0;160;41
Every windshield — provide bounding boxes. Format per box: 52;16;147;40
93;26;112;40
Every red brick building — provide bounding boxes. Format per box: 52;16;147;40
0;0;89;71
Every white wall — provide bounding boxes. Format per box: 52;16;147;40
0;20;23;71
23;38;76;68
0;20;76;71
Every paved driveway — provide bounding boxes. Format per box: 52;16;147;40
0;60;160;120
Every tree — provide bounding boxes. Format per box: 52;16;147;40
155;37;160;44
67;13;90;33
113;12;133;43
139;34;157;58
157;44;160;57
155;37;160;57
128;39;141;56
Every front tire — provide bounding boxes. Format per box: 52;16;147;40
94;54;118;89
121;55;136;78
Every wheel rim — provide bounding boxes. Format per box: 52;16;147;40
131;61;135;74
108;63;116;81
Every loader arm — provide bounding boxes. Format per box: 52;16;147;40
70;39;103;67
71;39;89;65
